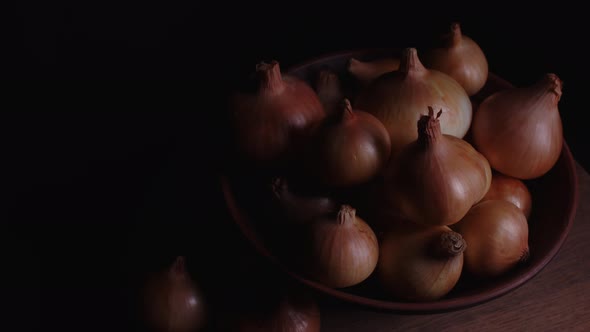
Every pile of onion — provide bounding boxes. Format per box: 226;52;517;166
223;21;568;305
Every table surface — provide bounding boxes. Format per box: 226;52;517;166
314;162;590;331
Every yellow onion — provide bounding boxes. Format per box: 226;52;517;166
355;48;472;157
303;205;378;288
472;73;563;179
381;108;491;226
423;22;489;96
480;172;532;218
453;200;529;278
378;223;466;301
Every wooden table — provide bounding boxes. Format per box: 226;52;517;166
315;162;590;331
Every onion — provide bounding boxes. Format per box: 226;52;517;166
472;73;563;179
307;99;391;187
270;176;338;224
231;60;325;166
315;69;344;118
378;223;466;301
143;257;206;332
423;22;489;96
454;200;529;278
480;172;532;218
304;205;378;288
348;57;400;84
233;283;320;332
381;107;491;226
355;48;472;156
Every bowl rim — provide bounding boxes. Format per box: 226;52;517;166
220;49;579;312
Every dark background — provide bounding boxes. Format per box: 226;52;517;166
4;2;587;331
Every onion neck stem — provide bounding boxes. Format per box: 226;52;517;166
417;107;443;146
432;231;466;258
340;99;355;121
171;256;188;279
538;73;563;103
446;22;462;48
337;205;356;225
257;61;285;94
400;48;426;77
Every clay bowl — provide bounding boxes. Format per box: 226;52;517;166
220;49;578;312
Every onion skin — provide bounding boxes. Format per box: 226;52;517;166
348;57;400;84
383;107;491;226
423;22;489;96
355;48;472;157
310;99;391;187
454;200;529;278
305;205;379;288
472;73;563;179
480;172;532;218
143;257;206;332
378;224;466;301
231;61;325;165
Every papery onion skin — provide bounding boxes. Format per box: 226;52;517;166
231;61;325;165
378;224;466;302
453;200;529;278
423;22;489;96
310;99;391;187
472;73;563;179
306;205;379;288
143;257;206;332
348;57;400;84
355;48;472;157
383;107;491;226
480;172;532;218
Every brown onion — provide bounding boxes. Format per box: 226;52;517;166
423;22;489;96
233;284;320;332
231;61;325;165
270;176;338;224
304;205;378;288
382;107;491;226
472;73;563;179
454;200;529;278
143;257;206;332
308;99;391;187
348;57;400;84
480;172;532;218
378;223;466;301
355;48;472;157
315;69;344;117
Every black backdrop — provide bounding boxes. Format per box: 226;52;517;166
4;2;588;331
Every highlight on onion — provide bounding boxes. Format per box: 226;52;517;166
381;107;491;226
230;60;326;166
355;47;472;157
307;99;391;187
480;172;532;218
303;205;378;288
143;257;206;332
453;200;530;278
423;22;489;96
472;73;563;179
378;222;466;301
